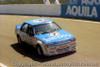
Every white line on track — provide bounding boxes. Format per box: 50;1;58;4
0;63;7;67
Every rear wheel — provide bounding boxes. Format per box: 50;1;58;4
17;35;23;44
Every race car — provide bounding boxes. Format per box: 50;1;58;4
15;18;76;56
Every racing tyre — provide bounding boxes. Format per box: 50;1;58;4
36;45;44;56
17;36;23;45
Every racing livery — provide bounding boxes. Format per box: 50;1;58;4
15;18;76;56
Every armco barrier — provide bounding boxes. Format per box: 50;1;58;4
61;0;100;20
0;4;61;16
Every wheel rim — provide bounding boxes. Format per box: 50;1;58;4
37;47;42;55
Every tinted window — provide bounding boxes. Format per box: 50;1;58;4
21;24;28;33
27;25;34;35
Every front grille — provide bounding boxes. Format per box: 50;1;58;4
50;51;55;54
63;48;68;51
48;38;76;47
57;49;63;52
55;41;71;46
56;46;70;53
48;39;70;45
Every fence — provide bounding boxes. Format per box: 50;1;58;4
0;0;100;20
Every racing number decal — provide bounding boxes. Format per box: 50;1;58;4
32;19;47;23
49;32;60;36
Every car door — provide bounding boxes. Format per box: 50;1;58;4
20;23;29;42
26;24;34;45
27;25;38;46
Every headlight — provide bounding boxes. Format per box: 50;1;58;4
70;37;76;42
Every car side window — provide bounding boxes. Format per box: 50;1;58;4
27;25;34;35
21;23;28;33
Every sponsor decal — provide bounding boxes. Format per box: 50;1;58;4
43;34;67;42
61;0;100;20
32;19;46;23
66;5;98;17
67;0;99;18
49;32;60;36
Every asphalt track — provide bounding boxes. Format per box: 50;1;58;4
0;15;100;67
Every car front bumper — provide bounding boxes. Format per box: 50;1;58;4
44;42;77;56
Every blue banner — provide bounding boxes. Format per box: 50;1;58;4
61;0;100;20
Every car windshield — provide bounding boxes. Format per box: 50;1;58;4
33;22;61;35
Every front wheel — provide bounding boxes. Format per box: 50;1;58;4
36;45;44;56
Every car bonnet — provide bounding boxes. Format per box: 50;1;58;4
34;30;75;44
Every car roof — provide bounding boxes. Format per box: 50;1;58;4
24;18;53;26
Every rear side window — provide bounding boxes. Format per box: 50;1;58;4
21;24;28;33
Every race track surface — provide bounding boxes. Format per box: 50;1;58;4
0;15;100;67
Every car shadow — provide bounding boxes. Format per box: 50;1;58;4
11;43;76;62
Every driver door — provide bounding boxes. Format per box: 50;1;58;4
26;25;34;45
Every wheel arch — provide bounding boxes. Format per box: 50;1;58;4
36;41;46;55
